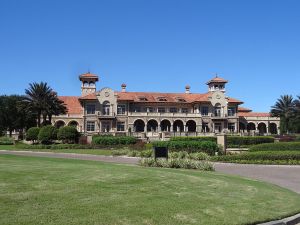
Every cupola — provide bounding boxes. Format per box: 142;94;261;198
206;75;228;92
79;72;99;96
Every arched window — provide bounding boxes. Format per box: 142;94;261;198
102;101;110;115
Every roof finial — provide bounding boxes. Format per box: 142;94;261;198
215;73;218;78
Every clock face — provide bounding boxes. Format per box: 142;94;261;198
216;94;221;99
104;92;110;97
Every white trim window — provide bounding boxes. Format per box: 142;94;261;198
86;121;95;132
169;107;178;113
158;107;166;113
86;104;96;115
117;122;125;131
117;105;126;115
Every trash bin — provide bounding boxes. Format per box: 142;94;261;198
153;147;168;160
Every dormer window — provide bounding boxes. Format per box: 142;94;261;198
157;97;167;102
176;97;186;103
138;96;148;101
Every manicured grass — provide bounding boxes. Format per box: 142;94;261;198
0;144;112;155
1;155;300;225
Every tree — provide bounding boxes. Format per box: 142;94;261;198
38;125;57;144
0;95;36;136
24;82;67;127
271;95;295;134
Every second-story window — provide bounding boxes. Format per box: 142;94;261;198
201;106;209;116
181;108;188;113
158;107;165;113
102;101;110;115
147;107;154;113
228;107;236;116
117;105;126;115
169;107;178;113
86;104;95;115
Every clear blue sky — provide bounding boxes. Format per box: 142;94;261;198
1;0;300;112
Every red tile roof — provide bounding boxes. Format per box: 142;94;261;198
238;112;271;117
78;91;243;104
206;76;228;84
238;107;252;112
79;72;99;81
58;96;82;114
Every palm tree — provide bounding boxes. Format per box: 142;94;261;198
24;82;67;127
271;95;295;134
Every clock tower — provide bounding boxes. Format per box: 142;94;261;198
79;72;99;96
206;75;228;93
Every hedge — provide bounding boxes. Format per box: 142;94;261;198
227;136;274;147
92;135;137;145
0;136;14;145
26;127;40;142
152;141;219;155
169;136;274;147
170;136;217;142
213;151;300;164
249;142;300;152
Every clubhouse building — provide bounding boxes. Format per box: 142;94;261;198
53;72;280;140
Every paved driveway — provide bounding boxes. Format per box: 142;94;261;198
214;162;300;194
1;150;300;194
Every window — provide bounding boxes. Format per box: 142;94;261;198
228;107;236;116
117;105;126;115
117;122;125;131
169;107;178;113
202;123;209;132
201;106;209;116
86;121;95;132
102;101;110;115
158;107;165;113
181;108;188;113
157;97;167;102
134;106;141;112
86;104;95;114
176;97;186;103
138;96;148;101
228;123;235;132
146;107;154;113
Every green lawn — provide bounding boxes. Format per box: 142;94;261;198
1;155;300;225
0;144;112;155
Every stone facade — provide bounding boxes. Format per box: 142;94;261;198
52;72;280;140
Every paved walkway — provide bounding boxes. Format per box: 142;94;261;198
1;150;300;194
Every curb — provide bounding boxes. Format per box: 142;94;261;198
257;213;300;225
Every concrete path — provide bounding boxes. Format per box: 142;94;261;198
1;150;300;194
0;150;140;164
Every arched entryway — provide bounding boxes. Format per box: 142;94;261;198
270;123;278;134
186;120;196;132
134;119;145;132
147;119;158;132
55;120;65;128
68;120;79;128
258;123;267;134
102;101;110;115
160;120;171;132
173;120;184;132
247;122;256;132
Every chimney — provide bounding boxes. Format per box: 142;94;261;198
185;85;190;94
121;83;127;92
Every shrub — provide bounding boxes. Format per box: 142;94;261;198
139;149;152;158
57;126;79;143
188;152;210;161
111;149;129;156
227;136;274;147
249;142;300;152
152;141;219;155
0;136;14;145
139;158;214;171
26;127;40;142
170;136;217;142
92;135;137;145
213;151;300;164
38;125;58;144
